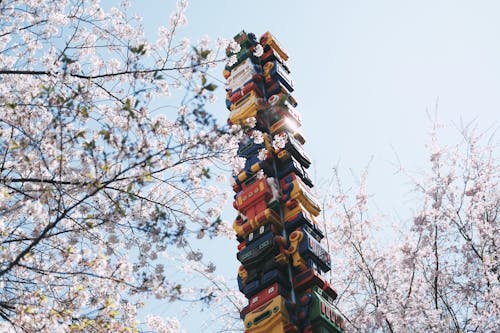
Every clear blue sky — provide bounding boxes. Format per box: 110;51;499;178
133;1;499;331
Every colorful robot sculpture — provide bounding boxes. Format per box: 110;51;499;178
225;30;345;333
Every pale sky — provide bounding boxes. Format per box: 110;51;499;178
133;1;499;331
140;0;499;206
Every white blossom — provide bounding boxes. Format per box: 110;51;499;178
253;43;264;57
228;39;241;54
178;105;189;116
257;148;267;161
227;54;238;67
0;0;232;331
272;133;287;149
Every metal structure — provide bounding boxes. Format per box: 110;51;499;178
225;31;345;333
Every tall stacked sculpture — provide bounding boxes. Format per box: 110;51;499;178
224;31;345;333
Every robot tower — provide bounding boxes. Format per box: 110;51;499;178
224;31;345;333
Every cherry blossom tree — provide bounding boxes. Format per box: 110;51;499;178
0;0;240;331
323;122;499;332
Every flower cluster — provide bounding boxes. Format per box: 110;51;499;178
321;123;499;332
0;0;236;331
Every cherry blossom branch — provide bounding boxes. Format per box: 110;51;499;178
0;60;226;79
